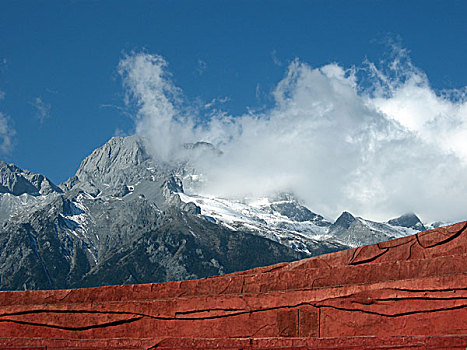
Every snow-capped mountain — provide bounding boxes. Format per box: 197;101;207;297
0;135;440;291
177;193;429;253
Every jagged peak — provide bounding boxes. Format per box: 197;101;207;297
161;175;184;199
388;213;426;231
183;141;223;156
0;160;21;172
0;160;61;196
331;211;356;229
56;135;158;195
76;135;152;178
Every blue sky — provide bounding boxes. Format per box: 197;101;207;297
1;1;467;222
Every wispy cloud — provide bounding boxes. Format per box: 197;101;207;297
197;59;207;75
113;128;128;137
0;57;6;71
31;97;51;123
203;97;230;109
271;49;282;66
100;103;134;119
0;58;14;154
255;83;265;101
0;112;15;154
118;49;467;223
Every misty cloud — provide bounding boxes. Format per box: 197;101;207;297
118;50;467;224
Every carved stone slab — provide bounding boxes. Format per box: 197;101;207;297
0;221;466;348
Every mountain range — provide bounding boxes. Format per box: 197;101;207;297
0;135;443;291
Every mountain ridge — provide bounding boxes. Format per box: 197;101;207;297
0;135;442;291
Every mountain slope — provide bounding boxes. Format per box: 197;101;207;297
0;135;435;290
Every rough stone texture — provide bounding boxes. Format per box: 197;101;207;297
0;161;61;196
0;221;465;349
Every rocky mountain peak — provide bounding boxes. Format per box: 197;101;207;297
269;195;329;226
161;175;184;199
59;135;157;195
332;211;356;230
388;213;426;231
0;161;61;196
75;135;152;180
183;141;223;156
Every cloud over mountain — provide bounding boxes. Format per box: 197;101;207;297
118;49;467;223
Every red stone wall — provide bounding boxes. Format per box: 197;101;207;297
0;221;466;349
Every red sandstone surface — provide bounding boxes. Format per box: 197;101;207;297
0;221;466;349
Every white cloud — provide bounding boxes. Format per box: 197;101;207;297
0;91;5;100
118;52;193;162
31;97;51;123
119;50;467;224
